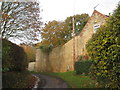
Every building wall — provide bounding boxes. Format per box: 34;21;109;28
28;62;35;71
34;10;107;72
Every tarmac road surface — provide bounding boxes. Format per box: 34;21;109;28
33;74;69;89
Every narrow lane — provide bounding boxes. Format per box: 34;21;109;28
33;74;68;88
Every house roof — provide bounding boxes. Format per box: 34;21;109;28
79;10;108;37
92;10;108;18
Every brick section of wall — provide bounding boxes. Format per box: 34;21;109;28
33;10;107;72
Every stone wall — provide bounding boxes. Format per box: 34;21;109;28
35;39;75;72
28;62;35;71
35;49;48;72
49;39;74;72
34;10;107;72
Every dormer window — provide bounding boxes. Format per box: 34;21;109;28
94;23;100;33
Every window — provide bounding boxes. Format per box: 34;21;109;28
93;24;100;33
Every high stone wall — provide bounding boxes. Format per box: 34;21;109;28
35;10;107;72
35;39;74;72
35;49;48;72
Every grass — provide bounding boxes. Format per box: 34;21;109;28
32;71;100;88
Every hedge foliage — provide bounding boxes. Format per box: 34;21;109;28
2;71;35;88
74;60;93;75
2;39;28;72
21;45;36;62
86;4;120;88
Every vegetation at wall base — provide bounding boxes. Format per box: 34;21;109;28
86;3;120;88
74;60;93;75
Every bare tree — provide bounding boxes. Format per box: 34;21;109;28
0;1;42;44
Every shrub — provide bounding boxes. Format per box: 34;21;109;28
39;45;53;53
21;45;36;62
74;60;93;75
2;39;12;72
2;39;28;72
11;43;27;71
2;71;36;88
86;4;120;88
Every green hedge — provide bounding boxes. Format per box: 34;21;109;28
2;39;28;72
86;4;120;88
74;60;93;75
2;39;12;72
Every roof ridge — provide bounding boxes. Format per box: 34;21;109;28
92;10;107;18
79;10;107;37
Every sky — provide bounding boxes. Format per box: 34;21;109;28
39;0;119;22
4;0;120;45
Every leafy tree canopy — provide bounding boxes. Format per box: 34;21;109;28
37;13;89;48
65;13;89;36
40;20;69;47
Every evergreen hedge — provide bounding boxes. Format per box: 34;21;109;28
2;39;28;72
86;4;120;88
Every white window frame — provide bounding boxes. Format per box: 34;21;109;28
93;24;100;33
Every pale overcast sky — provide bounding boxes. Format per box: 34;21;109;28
6;0;120;44
39;0;119;22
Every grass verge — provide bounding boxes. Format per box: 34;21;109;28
31;71;101;88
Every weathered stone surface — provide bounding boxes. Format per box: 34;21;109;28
35;49;48;72
28;62;35;71
31;10;107;72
